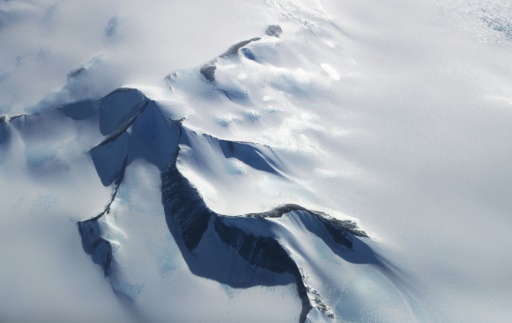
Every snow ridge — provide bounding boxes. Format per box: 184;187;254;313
72;88;375;322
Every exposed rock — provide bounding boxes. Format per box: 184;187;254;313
71;88;375;323
67;67;86;80
161;151;213;251
240;47;257;61
200;62;217;83
265;25;283;37
77;216;112;276
219;37;261;58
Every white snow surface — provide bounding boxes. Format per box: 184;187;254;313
1;0;512;322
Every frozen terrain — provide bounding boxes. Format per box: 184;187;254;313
1;0;512;322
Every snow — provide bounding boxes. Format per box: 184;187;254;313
1;0;512;321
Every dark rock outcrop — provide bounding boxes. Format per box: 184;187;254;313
220;37;261;58
161;151;214;251
77;157;127;276
0;115;8;144
199;37;262;83
59;77;377;322
69;88;376;321
200;62;217;83
265;25;283;37
78;215;113;276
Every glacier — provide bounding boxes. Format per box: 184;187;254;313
1;0;512;322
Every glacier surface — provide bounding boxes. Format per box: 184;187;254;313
1;0;512;322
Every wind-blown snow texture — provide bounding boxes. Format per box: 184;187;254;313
76;89;377;322
1;0;512;322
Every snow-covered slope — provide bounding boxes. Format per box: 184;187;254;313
1;0;512;322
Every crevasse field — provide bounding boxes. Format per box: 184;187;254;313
1;0;511;322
